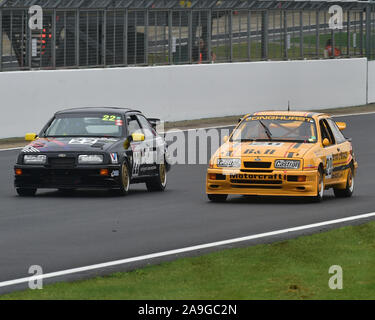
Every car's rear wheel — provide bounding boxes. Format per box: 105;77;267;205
207;194;228;202
312;168;324;202
113;162;130;196
146;163;167;192
334;165;354;198
16;188;37;197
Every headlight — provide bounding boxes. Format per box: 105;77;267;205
217;158;241;168
274;159;301;169
78;155;104;164
23;155;47;165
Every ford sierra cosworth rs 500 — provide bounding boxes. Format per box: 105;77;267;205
14;107;171;196
206;111;358;202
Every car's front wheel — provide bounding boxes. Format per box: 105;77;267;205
113;162;130;196
312;168;324;202
16;188;37;197
334;165;354;198
146;163;167;192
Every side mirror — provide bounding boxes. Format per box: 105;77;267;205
336;121;346;131
131;133;145;142
147;118;160;129
322;138;331;147
223;135;229;143
25;133;38;141
238;118;243;123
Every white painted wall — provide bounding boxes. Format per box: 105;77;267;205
367;60;375;104
0;58;367;138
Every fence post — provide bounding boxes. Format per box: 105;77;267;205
284;10;288;59
0;9;2;71
75;9;80;67
145;9;149;65
316;10;320;57
229;10;233;61
207;9;212;63
168;10;172;64
28;9;32;69
360;10;363;55
247;10;251;61
188;9;192;63
124;8;129;67
261;10;268;59
102;10;106;66
300;10;303;58
366;5;371;59
52;9;56;69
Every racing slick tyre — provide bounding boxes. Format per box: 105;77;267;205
146;163;167;192
312;168;324;203
207;194;228;202
16;188;37;197
113;162;130;196
334;165;354;198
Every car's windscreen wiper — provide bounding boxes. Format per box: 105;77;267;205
258;120;272;140
231;138;255;142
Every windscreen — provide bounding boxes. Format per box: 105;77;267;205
231;115;317;143
43;113;124;137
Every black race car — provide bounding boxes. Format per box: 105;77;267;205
14;107;171;196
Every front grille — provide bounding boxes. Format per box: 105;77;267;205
240;169;273;173
230;179;282;185
243;161;271;169
49;157;76;167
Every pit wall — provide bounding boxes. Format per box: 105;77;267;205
0;57;369;138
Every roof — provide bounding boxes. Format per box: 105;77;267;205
0;0;369;10
55;106;140;115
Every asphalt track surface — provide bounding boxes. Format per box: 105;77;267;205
0;113;374;294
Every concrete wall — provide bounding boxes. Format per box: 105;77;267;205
0;58;368;138
367;60;375;104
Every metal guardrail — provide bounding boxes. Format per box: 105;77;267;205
0;1;374;71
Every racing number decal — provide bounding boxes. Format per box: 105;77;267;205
131;143;155;177
132;149;142;176
326;154;333;179
102;115;116;122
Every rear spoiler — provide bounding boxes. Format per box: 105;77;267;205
147;118;160;129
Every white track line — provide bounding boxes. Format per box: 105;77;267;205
333;111;375;118
0;147;22;152
0;211;374;289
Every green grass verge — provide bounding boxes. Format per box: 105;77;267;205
2;221;375;300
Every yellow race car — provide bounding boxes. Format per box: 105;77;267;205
206;111;358;202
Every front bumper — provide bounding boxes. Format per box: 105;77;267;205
206;168;319;197
14;165;122;189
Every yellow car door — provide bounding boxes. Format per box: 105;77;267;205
319;118;341;185
326;118;351;184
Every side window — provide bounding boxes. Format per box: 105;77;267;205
319;119;335;146
126;115;142;136
327;119;346;144
137;115;156;139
